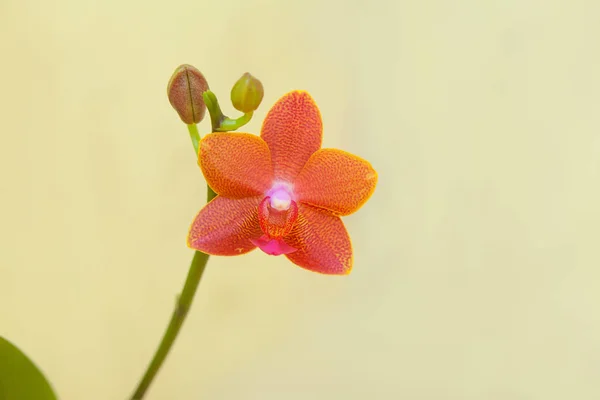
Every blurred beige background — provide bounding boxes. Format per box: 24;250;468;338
1;0;600;399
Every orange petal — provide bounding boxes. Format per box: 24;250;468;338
294;149;378;216
187;196;263;256
260;91;323;182
199;132;273;198
284;204;353;275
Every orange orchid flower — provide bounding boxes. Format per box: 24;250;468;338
187;91;378;275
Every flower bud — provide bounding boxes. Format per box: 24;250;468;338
230;73;264;113
167;64;209;124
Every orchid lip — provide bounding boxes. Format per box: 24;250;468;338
251;235;297;256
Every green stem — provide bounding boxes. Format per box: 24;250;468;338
203;90;224;131
130;250;210;400
203;90;253;132
187;123;217;201
187;123;200;154
216;112;253;131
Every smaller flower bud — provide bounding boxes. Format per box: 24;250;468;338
167;64;209;124
230;73;264;113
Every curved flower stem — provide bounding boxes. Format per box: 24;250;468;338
203;91;224;131
203;90;253;132
130;249;210;400
216;111;253;132
130;123;218;399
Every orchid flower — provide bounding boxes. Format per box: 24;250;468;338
187;91;377;275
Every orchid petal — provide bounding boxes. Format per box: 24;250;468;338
294;148;378;216
187;196;263;255
284;204;353;275
260;91;323;181
199;132;273;198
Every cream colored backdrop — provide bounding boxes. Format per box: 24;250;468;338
2;0;600;399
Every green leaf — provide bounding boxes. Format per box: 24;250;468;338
0;336;58;400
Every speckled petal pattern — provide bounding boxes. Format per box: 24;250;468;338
187;196;263;255
294;148;378;216
260;91;323;182
199;132;274;198
284;203;353;275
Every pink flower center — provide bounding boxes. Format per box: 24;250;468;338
251;182;298;256
250;235;297;256
266;183;294;211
